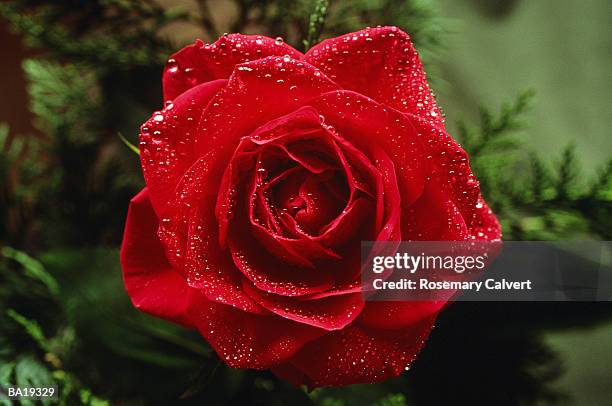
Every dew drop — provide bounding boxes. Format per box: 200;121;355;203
166;58;179;73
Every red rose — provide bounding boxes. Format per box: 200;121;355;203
121;26;500;387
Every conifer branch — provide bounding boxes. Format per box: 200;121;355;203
303;0;329;50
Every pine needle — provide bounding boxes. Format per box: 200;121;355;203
117;132;140;156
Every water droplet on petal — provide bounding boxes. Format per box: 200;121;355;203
166;58;179;73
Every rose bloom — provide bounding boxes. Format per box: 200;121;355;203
121;26;501;387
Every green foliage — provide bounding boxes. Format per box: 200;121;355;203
554;143;579;201
0;1;183;66
0;248;109;405
458;91;612;240
23;59;100;143
0;247;217;404
0;123;48;247
215;0;446;63
303;0;330;50
6;310;49;352
0;57;143;248
458;89;534;159
117;132;140;155
374;393;408;406
5;357;56;406
590;157;612;198
1;247;59;295
326;0;446;55
308;388;410;406
39;249;214;401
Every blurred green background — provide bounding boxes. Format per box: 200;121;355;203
434;4;612;402
0;0;610;405
437;0;611;172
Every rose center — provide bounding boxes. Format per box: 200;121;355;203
268;167;348;235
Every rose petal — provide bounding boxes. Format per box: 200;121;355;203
469;197;502;240
187;292;325;370
272;315;436;387
305;26;443;126
301;197;374;247
163;34;303;101
120;188;192;326
406;113;499;239
310;90;427;208
403;181;469;240
231;194;370;299
369;147;402;242
158;156;268;314
216;107;340;245
227;225;334;296
249;213;341;268
217;106;379;271
217;102;404;300
243;282;364;331
140;79;227;216
195;56;340;175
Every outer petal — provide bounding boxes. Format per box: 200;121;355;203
187;293;326;370
305;26;443;125
163;34;303;101
195;56;340;173
272;315;436;387
121;192;325;369
469;196;502;240
120;188;192;326
407;113;501;240
403;181;469;240
158;155;268;315
140;79;226;216
242;282;364;331
310;90;427;208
